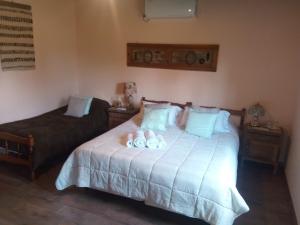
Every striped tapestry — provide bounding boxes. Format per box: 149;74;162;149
0;0;35;71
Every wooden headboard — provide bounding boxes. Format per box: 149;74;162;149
141;97;246;129
141;97;188;109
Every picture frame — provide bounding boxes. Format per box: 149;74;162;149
127;43;219;72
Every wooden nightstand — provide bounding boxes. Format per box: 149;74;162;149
242;124;284;174
108;107;139;129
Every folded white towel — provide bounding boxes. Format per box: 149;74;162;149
133;130;146;148
157;135;167;149
126;133;134;148
145;130;159;149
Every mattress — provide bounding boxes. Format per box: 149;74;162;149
56;115;249;225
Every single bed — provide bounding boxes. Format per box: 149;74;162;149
0;98;110;179
55;99;249;225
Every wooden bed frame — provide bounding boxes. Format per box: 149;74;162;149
0;132;35;180
142;97;246;130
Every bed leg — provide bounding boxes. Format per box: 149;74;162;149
30;169;36;181
28;135;35;181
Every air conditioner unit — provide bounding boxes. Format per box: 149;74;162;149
144;0;198;20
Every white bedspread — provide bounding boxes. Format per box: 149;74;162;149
56;116;249;225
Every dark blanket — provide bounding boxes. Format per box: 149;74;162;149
0;98;110;170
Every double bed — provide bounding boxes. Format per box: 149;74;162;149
56;98;249;225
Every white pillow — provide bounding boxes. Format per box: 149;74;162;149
138;102;170;119
179;106;231;133
185;109;219;138
64;96;87;118
214;110;231;133
179;106;219;128
194;107;231;133
141;107;169;131
139;102;182;127
83;96;93;115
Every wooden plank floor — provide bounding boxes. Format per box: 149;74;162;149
0;162;297;225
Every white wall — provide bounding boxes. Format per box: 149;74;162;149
287;86;300;223
0;0;78;124
285;0;300;219
75;0;300;130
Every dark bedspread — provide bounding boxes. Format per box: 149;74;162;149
0;98;110;170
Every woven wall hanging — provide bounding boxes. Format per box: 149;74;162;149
0;0;35;71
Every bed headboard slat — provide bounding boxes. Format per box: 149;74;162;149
141;97;188;108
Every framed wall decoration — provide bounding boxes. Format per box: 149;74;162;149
127;43;219;72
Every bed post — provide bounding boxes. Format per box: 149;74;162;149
240;108;246;130
28;134;35;180
186;102;192;107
